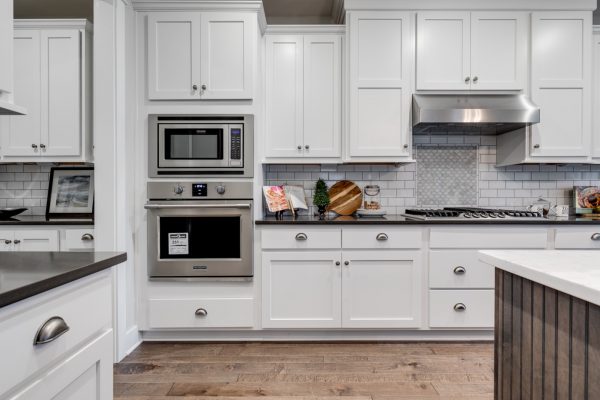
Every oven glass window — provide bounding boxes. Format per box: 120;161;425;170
158;216;241;259
164;128;223;160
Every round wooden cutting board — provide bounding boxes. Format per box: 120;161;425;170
327;180;362;216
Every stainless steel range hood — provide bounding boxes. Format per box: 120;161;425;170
412;94;539;135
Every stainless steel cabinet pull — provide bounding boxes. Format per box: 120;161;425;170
201;84;207;90
40;144;46;149
376;233;388;241
81;233;94;241
465;77;471;83
195;308;208;317
472;76;478;83
591;233;600;241
344;261;350;266
34;316;69;345
454;303;467;312
144;203;251;209
335;261;341;266
403;144;409;149
31;144;38;149
3;239;11;245
192;84;198;90
453;266;466;275
297;145;302;150
305;145;310;150
13;239;21;244
533;144;540;149
295;233;308;241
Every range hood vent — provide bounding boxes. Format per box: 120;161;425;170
412;94;540;135
0;99;26;115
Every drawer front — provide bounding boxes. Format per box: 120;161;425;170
261;228;341;249
555;228;600;249
430;227;548;249
0;272;112;395
148;298;254;328
342;227;422;249
62;229;95;251
429;251;495;289
429;289;494;328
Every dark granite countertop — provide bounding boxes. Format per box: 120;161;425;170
256;215;600;225
0;216;94;225
0;252;126;308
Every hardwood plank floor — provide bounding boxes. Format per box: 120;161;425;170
115;342;493;399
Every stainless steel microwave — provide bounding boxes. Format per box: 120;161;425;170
148;115;253;177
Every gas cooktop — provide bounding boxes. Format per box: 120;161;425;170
402;207;544;220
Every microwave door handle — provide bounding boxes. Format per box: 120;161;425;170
144;203;252;209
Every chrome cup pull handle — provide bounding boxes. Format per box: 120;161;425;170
454;303;467;312
591;233;600;241
195;308;208;317
34;316;70;345
376;233;388;241
81;233;94;241
295;233;308;241
453;266;466;275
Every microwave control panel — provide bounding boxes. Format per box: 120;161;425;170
230;127;243;166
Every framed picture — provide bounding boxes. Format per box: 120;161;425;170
46;167;94;219
572;186;600;215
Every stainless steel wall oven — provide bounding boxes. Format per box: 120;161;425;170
145;181;253;278
148;115;253;177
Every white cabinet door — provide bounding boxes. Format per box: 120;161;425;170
470;12;527;90
14;230;59;251
303;35;341;158
200;12;253;99
147;13;201;100
265;35;304;158
593;30;600;159
341;251;422;328
416;12;470;90
349;11;412;158
41;30;81;157
0;231;14;251
262;251;342;328
3;30;41;157
7;330;113;400
530;12;592;158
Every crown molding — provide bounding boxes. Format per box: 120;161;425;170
14;19;93;31
265;24;345;35
343;0;597;11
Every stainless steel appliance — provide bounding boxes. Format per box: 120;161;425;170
412;94;540;134
148;115;253;177
145;181;253;278
402;207;543;221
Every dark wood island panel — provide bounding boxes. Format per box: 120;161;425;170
495;269;600;400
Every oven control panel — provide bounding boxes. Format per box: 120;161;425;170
192;183;208;197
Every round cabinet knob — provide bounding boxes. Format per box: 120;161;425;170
472;76;479;83
192;84;198;90
454;303;467;312
403;144;409;149
201;84;207;91
533;144;540;149
335;261;341;266
4;240;11;245
297;145;302;150
305;145;310;150
216;185;226;195
344;261;350;266
195;308;208;317
31;144;38;149
465;77;471;83
174;185;184;195
13;239;21;245
453;266;466;275
40;144;46;149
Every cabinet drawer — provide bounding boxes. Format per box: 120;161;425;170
430;227;548;249
555;228;600;249
148;298;254;328
342;227;422;249
429;251;495;289
261;228;341;249
61;229;95;251
0;272;112;395
429;289;494;328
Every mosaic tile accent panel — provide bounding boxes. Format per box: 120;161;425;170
416;145;478;207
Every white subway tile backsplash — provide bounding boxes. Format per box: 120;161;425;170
0;164;53;216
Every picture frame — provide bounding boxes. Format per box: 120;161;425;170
46;167;95;220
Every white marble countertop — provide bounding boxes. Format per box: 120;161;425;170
479;250;600;306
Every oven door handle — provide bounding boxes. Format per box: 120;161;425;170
144;203;252;209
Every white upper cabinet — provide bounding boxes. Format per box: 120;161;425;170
592;28;600;159
0;0;13;97
417;12;470;90
348;12;412;160
530;12;591;158
1;20;91;161
147;11;254;100
417;12;527;91
265;31;341;161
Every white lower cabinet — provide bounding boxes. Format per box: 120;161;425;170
429;290;495;329
262;251;342;329
148;298;254;329
342;251;421;328
0;230;59;251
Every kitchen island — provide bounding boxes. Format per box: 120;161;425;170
480;250;600;400
0;251;126;400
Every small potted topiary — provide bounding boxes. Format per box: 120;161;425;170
313;178;330;220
